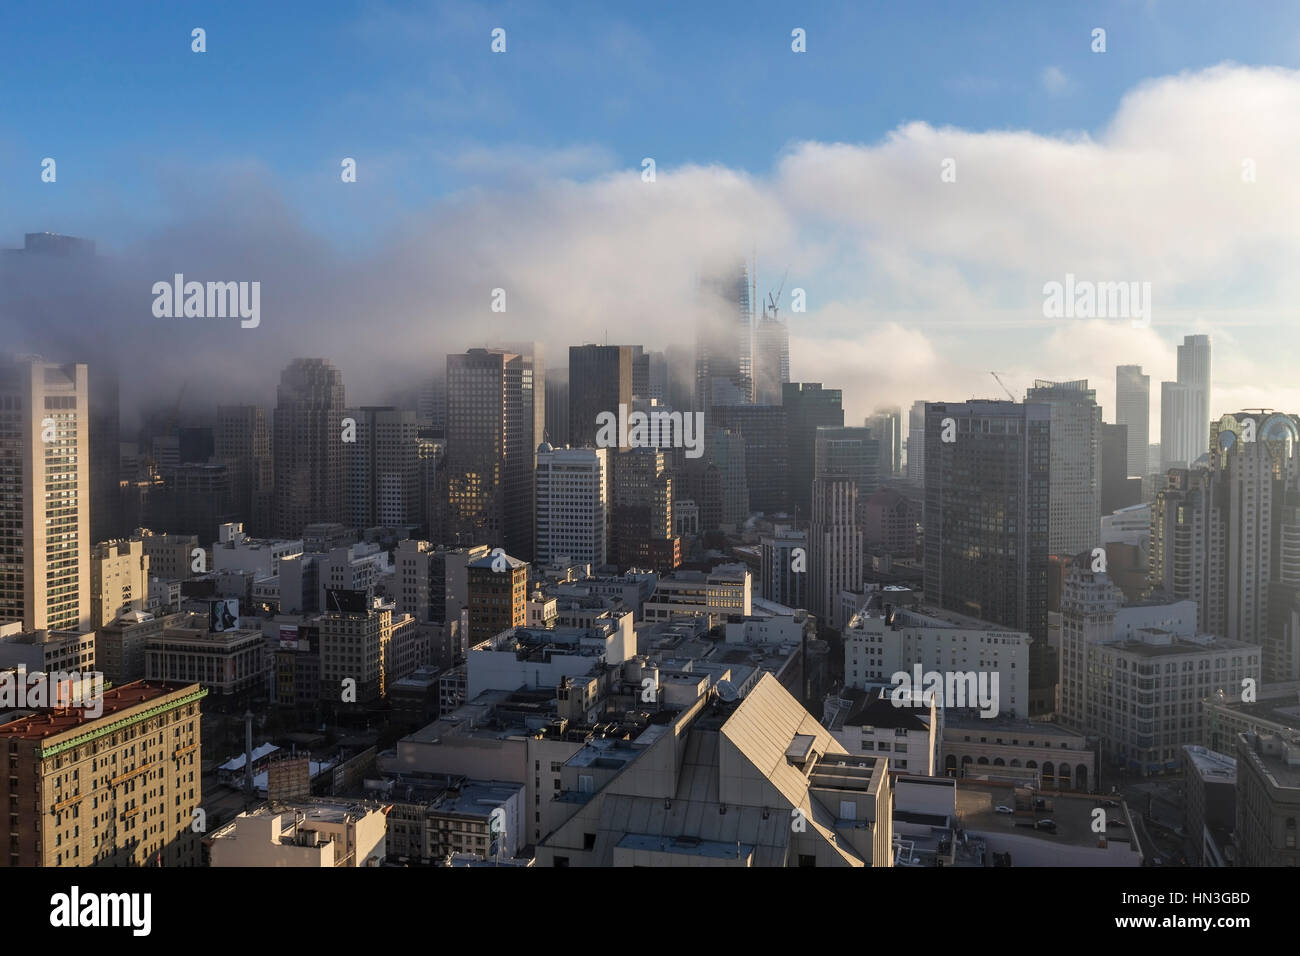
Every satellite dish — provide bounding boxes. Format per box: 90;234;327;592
716;680;739;703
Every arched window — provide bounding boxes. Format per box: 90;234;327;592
993;757;1005;766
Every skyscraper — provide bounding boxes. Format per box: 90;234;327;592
1160;381;1197;471
812;427;869;627
215;404;273;535
1178;334;1212;461
444;348;539;558
273;358;345;539
753;313;790;405
1024;380;1101;557
695;262;754;410
535;445;607;566
1115;364;1150;478
783;383;844;519
344;406;420;529
568;345;634;449
905;400;927;481
865;407;902;480
612;448;680;573
923;400;1050;643
0;355;90;631
710;404;789;515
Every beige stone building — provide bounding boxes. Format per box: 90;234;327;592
208;800;387;867
0;355;90;632
0;680;204;867
90;538;150;629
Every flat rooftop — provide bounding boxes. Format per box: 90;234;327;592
617;833;754;860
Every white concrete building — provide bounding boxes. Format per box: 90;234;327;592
208;801;387;867
843;598;1030;719
535;445;608;567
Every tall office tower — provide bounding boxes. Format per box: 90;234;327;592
164;462;235;544
0;355;90;631
753;314;791;405
815;426;880;524
612;448;680;573
810;477;862;628
1115;365;1150;478
710;405;789;514
215;404;273;535
1100;423;1141;515
865;407;902;479
416;428;444;540
545;367;570;447
783;383;844;519
760;527;808;609
466;552;527;645
0;680;205;867
417;376;447;432
1024;380;1101;557
1160;382;1198;471
923;400;1050;643
695;261;754;411
1149;468;1222;634
535;445;607;566
1212;413;1300;648
273;358;345;539
663;345;695;414
1057;557;1124;734
644;350;668;403
87;363;121;543
344;406;420;529
631;347;650;402
445;348;539;559
568;345;634;448
1178;334;1212;461
905;400;926;481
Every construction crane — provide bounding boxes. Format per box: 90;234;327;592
990;371;1017;401
766;267;789;321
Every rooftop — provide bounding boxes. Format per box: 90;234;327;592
0;681;202;742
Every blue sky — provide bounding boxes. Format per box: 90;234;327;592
5;0;1299;248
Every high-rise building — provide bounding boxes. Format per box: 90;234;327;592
544;367;569;447
1178;334;1212;461
753;314;790;405
90;538;150;629
815;426;880;520
568;345;634;449
344;406;420;529
710;405;788;515
535;445;607;567
444;348;539;559
905;400;927;481
810;477;861;628
1160;381;1198;471
923;400;1050;644
865;407;902;479
760;526;807;609
0;680;205;867
0;354;90;631
272;358;345;539
466;552;527;645
1024;380;1101;557
695;262;754;410
1100;422;1141;515
783;383;844;519
87;363;122;543
1115;365;1150;478
215;405;273;535
318;593;411;703
612;448;679;573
